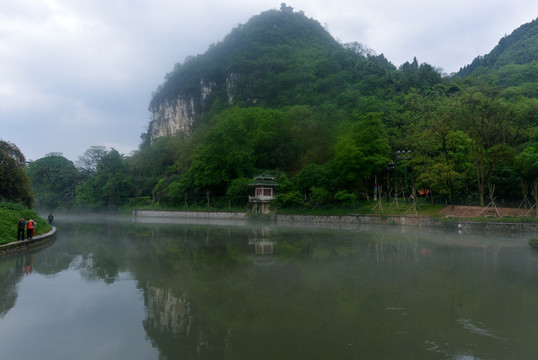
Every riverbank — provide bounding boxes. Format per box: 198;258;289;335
0;202;53;245
0;226;57;257
132;208;538;233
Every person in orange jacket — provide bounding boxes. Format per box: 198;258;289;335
26;218;35;239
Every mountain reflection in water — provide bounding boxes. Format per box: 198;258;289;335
0;216;537;360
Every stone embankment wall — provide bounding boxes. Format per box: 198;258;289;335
133;210;247;220
275;214;438;226
0;227;57;257
132;211;538;233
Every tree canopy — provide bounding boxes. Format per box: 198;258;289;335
26;154;80;210
0;140;33;208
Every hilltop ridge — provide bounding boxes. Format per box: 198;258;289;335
458;17;538;76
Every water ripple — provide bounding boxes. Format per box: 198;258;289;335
457;318;500;339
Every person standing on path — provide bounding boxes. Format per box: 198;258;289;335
26;218;34;239
17;217;26;241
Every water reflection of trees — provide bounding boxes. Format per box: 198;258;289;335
0;257;24;317
125;224;534;359
2;220;538;358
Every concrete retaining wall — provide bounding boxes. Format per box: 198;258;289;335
274;214;440;226
133;210;247;220
276;214;538;234
0;227;57;257
132;210;538;233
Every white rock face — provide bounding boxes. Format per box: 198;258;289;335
148;73;239;143
149;97;196;143
226;73;238;104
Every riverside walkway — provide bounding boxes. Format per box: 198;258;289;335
0;227;57;257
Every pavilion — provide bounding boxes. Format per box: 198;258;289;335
248;174;278;214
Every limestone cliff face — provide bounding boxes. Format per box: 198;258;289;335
148;97;196;142
148;75;237;143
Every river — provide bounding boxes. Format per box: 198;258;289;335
0;214;537;360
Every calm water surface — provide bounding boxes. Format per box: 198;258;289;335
0;215;537;360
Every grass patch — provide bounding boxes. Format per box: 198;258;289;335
0;202;52;245
447;215;538;223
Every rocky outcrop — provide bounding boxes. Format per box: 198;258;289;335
148;74;239;143
148;97;197;142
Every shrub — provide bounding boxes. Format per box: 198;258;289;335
277;191;303;208
310;186;331;206
334;190;358;204
226;177;252;206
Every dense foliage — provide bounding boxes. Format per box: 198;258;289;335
23;9;538;211
0;140;33;208
26;154;79;210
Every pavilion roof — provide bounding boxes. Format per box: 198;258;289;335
248;179;279;187
249;174;278;187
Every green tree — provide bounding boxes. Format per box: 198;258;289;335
165;170;196;207
26;154;80;210
127;135;184;201
76;145;108;175
293;163;327;198
76;149;132;209
333;113;391;198
515;143;538;214
456;90;516;206
277;190;303;208
413;116;473;208
515;143;538;182
310;186;332;206
190;107;295;205
226;177;252;207
251;108;299;171
0;140;33;208
284;105;339;169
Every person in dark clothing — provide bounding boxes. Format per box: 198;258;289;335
17;218;26;241
47;212;54;225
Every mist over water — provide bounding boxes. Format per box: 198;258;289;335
1;215;537;360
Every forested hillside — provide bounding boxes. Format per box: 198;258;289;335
25;7;538;212
458;18;538;75
147;6;443;141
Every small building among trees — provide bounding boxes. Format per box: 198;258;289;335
248;174;278;214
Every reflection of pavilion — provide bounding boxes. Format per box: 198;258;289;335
249;227;277;265
250;240;275;255
249;239;277;266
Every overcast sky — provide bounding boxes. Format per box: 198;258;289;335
1;1;536;163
